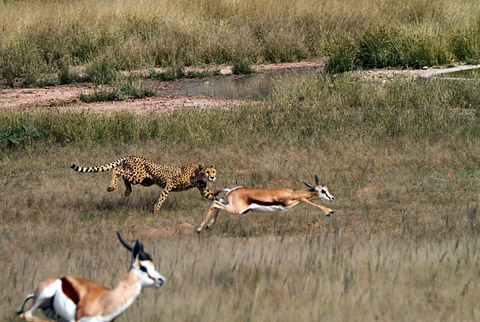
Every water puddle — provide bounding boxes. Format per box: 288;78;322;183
164;68;322;101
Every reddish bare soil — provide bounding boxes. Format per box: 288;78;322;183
0;59;326;114
0;59;441;114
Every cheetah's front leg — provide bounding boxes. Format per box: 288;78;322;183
198;185;219;201
154;182;174;212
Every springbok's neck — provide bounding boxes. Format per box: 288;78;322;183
99;269;142;321
292;189;317;200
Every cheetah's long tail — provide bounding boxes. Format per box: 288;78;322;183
69;156;128;173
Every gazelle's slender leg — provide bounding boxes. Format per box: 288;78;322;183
206;208;221;229
19;282;57;322
300;198;334;215
197;202;224;233
19;311;49;322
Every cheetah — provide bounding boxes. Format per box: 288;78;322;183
70;156;218;212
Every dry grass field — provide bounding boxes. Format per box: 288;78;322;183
1;73;480;320
2;0;480;85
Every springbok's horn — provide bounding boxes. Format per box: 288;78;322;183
315;174;320;186
303;181;315;189
116;232;133;251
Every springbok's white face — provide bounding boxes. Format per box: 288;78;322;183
119;233;166;289
135;260;165;288
316;185;335;202
303;174;335;202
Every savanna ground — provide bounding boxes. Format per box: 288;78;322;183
2;0;480;321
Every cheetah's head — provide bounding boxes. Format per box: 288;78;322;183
199;165;216;182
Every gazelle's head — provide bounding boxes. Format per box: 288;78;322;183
303;174;335;202
199;165;216;182
117;232;165;288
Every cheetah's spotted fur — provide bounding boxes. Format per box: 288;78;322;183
70;156;218;211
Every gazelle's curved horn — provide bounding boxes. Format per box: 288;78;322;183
315;174;320;186
303;181;315;190
116;232;133;252
117;232;153;261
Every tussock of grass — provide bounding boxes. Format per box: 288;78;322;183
79;76;156;103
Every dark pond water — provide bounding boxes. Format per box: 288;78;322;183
163;68;323;101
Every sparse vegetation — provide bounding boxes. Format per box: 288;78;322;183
79;76;156;103
1;74;480;320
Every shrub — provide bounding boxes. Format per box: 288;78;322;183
79;76;156;103
232;57;254;75
86;57;118;85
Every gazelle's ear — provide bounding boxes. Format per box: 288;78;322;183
303;181;315;190
131;240;141;268
315;174;320;186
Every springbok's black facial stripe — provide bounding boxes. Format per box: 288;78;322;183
140;265;147;272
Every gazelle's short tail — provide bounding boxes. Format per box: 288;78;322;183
69;156;127;173
214;186;243;196
17;293;34;315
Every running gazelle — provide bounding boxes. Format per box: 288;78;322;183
17;233;165;322
197;174;335;232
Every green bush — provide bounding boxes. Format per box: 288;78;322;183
325;36;357;73
86;57;118;85
79;76;156;103
232;57;254;75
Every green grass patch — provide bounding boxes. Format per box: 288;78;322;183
79;76;156;103
2;75;480;150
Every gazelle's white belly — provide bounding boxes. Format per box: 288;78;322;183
241;202;299;214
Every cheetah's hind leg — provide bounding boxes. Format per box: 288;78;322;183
124;179;132;197
107;168;122;192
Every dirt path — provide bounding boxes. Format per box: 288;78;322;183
0;59;326;113
0;59;462;114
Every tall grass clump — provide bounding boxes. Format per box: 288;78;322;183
85;57;119;85
327;22;480;72
79;76;156;103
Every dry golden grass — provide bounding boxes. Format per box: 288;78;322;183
2;75;480;320
1;137;480;321
2;0;480;85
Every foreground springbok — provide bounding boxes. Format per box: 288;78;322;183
17;233;165;322
197;174;335;233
